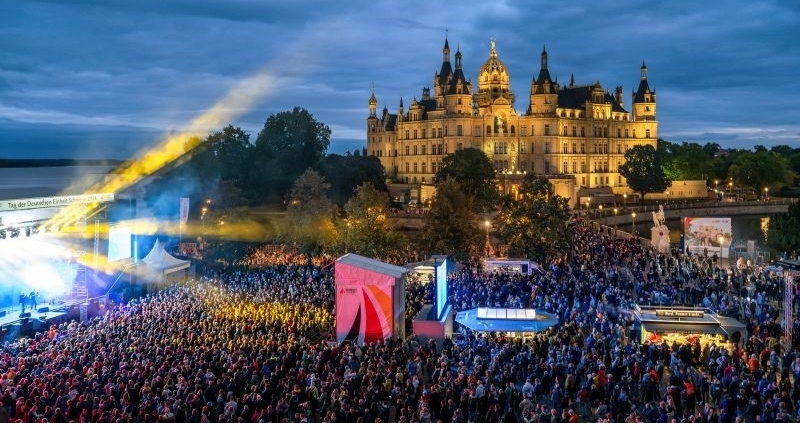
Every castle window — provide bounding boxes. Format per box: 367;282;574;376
413;162;418;173
544;142;550;154
572;126;577;137
572;161;577;173
421;129;426;138
510;125;515;134
572;143;577;154
421;162;426;173
544;125;550;136
563;162;568;173
625;128;629;138
520;143;527;154
581;143;585;154
544;161;551;174
633;129;637;138
563;126;568;136
405;162;410;172
581;127;585;137
457;125;463;136
405;145;410;156
562;143;567;154
413;145;418;155
405;130;409;139
437;128;443;137
646;129;651;138
487;125;492;135
521;126;528;136
617;129;621;138
413;130;418;139
421;144;427;155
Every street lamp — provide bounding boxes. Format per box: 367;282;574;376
586;197;591;214
201;206;208;234
484;220;492;257
598;204;603;218
764;187;769;201
623;193;627;210
613;208;618;231
631;212;637;235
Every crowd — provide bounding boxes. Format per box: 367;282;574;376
0;219;797;423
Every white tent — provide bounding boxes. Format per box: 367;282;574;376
139;240;190;283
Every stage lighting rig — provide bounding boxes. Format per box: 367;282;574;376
9;227;20;238
0;229;5;239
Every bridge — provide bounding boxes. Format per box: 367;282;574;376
595;199;793;227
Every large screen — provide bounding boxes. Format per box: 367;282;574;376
435;257;448;319
683;217;732;258
108;225;132;261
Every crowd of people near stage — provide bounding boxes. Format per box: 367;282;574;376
0;219;797;423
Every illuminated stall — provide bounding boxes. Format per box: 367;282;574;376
483;258;542;275
633;306;746;350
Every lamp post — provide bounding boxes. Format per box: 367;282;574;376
631;212;637;236
598;204;603;218
613;208;618;231
201;206;207;234
764;187;769;201
484;220;492;257
623;193;627;210
586;197;591;215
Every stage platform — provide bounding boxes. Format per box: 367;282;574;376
0;297;89;329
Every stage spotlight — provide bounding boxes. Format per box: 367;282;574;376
25;227;31;237
10;228;20;238
0;229;5;239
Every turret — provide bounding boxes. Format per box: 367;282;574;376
528;46;558;115
368;89;377;118
632;61;656;121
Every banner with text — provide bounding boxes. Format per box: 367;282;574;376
0;193;115;212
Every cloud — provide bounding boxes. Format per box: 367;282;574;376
0;0;798;160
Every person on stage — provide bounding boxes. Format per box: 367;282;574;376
19;292;27;312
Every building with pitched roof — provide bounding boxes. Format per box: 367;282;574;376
366;37;658;207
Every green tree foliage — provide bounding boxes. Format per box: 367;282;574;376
728;149;792;193
660;140;717;181
315;154;388;208
284;169;338;260
418;178;483;261
766;202;800;255
254;107;332;200
619;144;671;200
770;145;800;185
339;183;404;259
495;174;572;262
435;148;498;212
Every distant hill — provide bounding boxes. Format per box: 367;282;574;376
0;159;124;168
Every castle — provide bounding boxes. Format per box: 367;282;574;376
366;37;658;206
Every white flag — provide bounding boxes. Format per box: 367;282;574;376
179;197;190;225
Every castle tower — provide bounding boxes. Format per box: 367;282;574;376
632;61;656;121
528;46;558;115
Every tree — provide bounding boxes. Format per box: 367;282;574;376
315;154;388;208
619;144;671;201
339;183;405;259
284;169;339;261
766;202;800;256
495;174;572;262
254;107;332;199
418;177;483;261
728;149;793;194
435;148;498;212
660;140;716;181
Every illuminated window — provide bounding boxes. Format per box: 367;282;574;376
421;144;427;155
457;125;463;136
544;124;550;136
405;145;410;156
646;129;651;138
